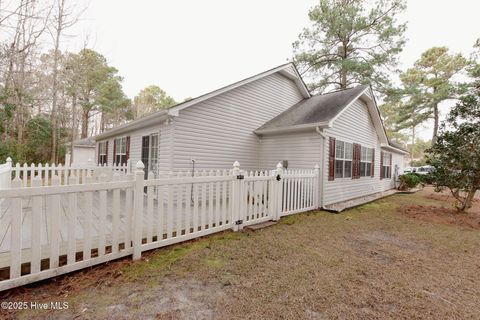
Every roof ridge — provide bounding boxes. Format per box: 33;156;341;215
313;85;368;97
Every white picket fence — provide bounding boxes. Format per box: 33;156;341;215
0;158;131;188
0;161;319;291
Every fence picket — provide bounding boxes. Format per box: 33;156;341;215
84;175;93;260
176;171;183;236
98;184;107;256
193;182;199;232
10;179;22;279
201;171;207;230
112;174;121;253
157;184;164;240
31;177;42;274
147;172;154;242
167;172;174;238
50;176;61;268
208;170;214;229
184;176;191;234
67;175;78;265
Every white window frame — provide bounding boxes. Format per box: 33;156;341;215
360;146;373;177
98;141;107;165
114;136;127;165
148;133;159;175
334;140;353;179
382;152;392;179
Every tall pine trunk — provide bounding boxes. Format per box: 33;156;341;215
81;107;89;138
69;95;77;165
432;103;439;145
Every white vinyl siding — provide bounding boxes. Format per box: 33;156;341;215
258;131;322;170
171;70;304;171
322;98;382;206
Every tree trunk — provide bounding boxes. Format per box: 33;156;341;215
69;95;77;165
432;103;439;145
458;188;477;212
81;107;89;138
410;125;415;164
50;4;64;163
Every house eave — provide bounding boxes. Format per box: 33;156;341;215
94;111;169;141
380;143;410;155
254;122;330;135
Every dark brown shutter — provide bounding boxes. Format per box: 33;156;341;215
97;143;101;164
389;153;392;178
353;143;361;179
104;141;108;164
113;139;117;165
328;137;336;181
371;148;375;178
125;136;130;163
352;144;356;179
380;151;384;180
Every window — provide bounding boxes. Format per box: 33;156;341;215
149;134;159;174
114;136;127;165
382;152;392;179
98;141;107;165
360;146;373;177
334;140;353;178
344;143;353;178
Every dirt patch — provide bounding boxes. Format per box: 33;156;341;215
426;191;480;204
400;205;480;229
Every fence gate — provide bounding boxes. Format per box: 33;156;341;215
240;170;275;227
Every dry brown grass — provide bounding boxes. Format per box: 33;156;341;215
2;188;480;319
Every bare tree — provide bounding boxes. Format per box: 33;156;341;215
48;0;82;163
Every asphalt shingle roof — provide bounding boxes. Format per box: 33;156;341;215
257;85;368;131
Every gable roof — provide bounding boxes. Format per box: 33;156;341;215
255;85;368;133
95;62;310;140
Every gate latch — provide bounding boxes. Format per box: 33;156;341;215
237;175;244;180
276;174;281;181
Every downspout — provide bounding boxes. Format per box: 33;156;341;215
316;127;326;208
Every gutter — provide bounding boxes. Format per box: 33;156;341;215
316;126;326;209
255;121;330;135
380;143;410;155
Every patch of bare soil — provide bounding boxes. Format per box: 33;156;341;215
400;187;480;229
401;204;480;229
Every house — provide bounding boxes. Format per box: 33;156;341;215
65;137;96;166
94;63;408;210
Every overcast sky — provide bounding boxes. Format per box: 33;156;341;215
67;0;479;139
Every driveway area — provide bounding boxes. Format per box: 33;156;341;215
3;187;480;319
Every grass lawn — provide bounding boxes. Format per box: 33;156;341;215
3;187;480;319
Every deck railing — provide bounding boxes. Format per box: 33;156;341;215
0;161;319;291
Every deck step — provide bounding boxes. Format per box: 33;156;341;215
245;221;277;231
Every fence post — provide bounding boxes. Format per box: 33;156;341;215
231;161;242;231
6;157;12;188
132;160;145;260
314;164;320;208
273;162;283;221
